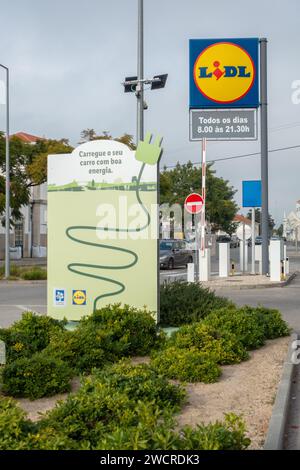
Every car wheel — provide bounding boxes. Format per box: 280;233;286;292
168;258;174;270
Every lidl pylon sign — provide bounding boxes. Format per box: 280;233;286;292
190;38;259;108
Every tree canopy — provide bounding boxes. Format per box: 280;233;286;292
0;133;73;222
160;161;238;233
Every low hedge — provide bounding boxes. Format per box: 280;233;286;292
0;362;250;450
168;323;249;365
150;346;221;383
20;267;47;281
0;312;66;363
160;281;233;326
203;305;290;350
86;360;186;411
45;304;164;373
0;398;36;450
1;352;72;400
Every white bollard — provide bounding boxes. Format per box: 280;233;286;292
255;244;262;275
286;258;290;275
199;248;211;282
187;263;195;283
239;242;248;272
219;242;230;277
270;239;282;281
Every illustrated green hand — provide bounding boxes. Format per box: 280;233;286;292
135;132;163;165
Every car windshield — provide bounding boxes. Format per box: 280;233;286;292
160;241;173;250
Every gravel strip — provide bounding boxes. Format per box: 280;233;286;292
177;336;290;449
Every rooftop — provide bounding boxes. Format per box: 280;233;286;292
12;132;44;143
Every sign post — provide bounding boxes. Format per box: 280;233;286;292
201;138;206;257
184;193;204;281
260;38;269;275
242;180;262;275
251;208;256;274
189;37;260;278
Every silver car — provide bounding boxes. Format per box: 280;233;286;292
160;239;194;270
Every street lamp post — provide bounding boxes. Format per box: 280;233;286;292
0;64;10;279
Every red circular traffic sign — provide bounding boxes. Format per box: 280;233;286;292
184;193;204;214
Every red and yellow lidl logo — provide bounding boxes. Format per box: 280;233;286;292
190;38;259;108
72;290;87;305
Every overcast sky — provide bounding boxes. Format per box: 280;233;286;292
0;0;300;225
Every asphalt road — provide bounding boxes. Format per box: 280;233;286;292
0;282;47;328
0;246;299;331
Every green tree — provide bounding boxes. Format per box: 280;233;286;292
0;133;73;223
160;161;238;233
79;129;136;150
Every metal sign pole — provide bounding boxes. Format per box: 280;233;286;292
251;208;255;274
260;38;269;275
1;65;10;280
136;0;144;142
242;222;246;274
200;138;206;257
195;213;199;281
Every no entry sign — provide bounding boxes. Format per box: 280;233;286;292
184;193;204;214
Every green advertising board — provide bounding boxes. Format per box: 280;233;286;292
47;137;161;321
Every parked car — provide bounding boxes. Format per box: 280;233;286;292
159;239;193;270
255;236;263;245
216;235;231;244
230;235;240;248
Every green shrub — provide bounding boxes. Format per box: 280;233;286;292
179;413;250;450
45;324;108;373
81;303;163;355
0;264;21;279
45;304;164;374
246;306;291;339
20;267;47;280
151;346;221;383
169;323;249;365
1;352;72;399
0;398;35;450
0;367;250;450
86;360;186;411
0;312;65;363
160;281;233;326
203;306;266;350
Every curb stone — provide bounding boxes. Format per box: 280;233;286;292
264;332;299;450
203;272;298;290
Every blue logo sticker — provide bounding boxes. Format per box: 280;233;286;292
54;288;66;306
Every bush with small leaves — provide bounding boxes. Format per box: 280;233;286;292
203;306;266;350
86;360;186;411
245;305;291;340
1;352;72;400
0;398;35;450
160;281;233;327
151;346;221;383
168;323;249;365
0;312;65;363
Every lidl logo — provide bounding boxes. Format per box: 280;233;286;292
72;290;87;305
190;38;259;108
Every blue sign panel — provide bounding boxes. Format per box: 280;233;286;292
242;180;262;207
190;38;259;109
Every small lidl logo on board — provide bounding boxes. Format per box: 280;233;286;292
190;38;259;108
72;290;87;306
